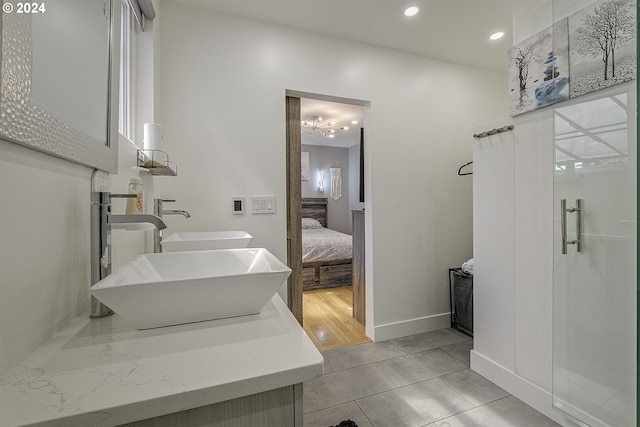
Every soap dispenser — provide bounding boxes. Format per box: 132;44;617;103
125;167;148;214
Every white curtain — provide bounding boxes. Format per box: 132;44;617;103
301;152;310;181
330;168;342;200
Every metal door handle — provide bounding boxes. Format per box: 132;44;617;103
561;199;582;254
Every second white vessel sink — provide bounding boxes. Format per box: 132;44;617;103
91;248;291;329
161;231;253;252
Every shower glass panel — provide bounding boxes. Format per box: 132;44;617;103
552;1;637;425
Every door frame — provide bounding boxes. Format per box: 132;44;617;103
285;91;371;330
285;96;303;324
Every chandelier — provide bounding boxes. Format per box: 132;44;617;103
301;116;348;138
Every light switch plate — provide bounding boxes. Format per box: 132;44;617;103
250;196;276;214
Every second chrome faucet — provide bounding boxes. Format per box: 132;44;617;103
153;198;191;253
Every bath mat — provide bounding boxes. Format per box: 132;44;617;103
329;420;358;427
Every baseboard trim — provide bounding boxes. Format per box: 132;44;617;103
470;350;570;426
373;312;451;342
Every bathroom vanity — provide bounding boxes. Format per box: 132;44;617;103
0;295;323;427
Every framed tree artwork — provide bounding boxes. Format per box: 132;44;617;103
508;20;570;116
568;0;636;98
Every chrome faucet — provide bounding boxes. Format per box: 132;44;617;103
153;198;191;253
90;192;167;319
161;209;191;218
109;213;168;229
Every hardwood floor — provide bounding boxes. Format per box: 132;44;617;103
302;286;371;352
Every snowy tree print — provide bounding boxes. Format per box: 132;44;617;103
569;0;636;97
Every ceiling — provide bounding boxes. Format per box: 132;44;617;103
170;0;513;147
170;0;513;72
300;99;365;148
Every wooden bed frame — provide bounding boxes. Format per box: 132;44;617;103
301;198;353;291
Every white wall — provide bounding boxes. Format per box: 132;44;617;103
158;1;507;340
301;144;350;234
0;140;92;374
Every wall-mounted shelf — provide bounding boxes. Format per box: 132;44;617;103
137;150;178;176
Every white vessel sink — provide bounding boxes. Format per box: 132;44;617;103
91;248;291;329
161;231;253;252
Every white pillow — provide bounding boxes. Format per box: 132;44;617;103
302;217;323;229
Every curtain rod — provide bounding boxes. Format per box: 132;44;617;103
473;125;514;139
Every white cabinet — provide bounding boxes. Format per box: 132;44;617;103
471;112;556;419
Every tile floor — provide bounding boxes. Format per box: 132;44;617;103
303;328;561;427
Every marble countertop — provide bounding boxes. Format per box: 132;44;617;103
0;295;323;427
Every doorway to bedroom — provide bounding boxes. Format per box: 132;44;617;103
286;93;371;352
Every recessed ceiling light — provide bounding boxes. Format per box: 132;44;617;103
404;6;420;17
490;32;505;41
351;120;358;125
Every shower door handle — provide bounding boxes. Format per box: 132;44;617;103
561;199;582;254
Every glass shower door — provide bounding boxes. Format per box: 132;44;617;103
552;84;637;426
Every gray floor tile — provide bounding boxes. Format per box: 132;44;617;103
303;364;396;413
375;348;468;387
389;328;471;354
323;340;406;372
303;401;373;427
433;395;561;427
448;328;473;340
356;378;475;427
322;362;334;374
440;369;509;406
306;329;554;427
441;340;473;366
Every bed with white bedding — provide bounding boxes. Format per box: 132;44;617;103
302;222;352;263
301;199;353;290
